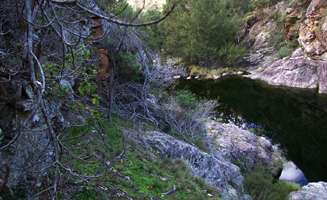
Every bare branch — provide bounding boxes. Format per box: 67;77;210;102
76;2;176;27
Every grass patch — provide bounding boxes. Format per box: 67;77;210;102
62;114;220;200
244;167;300;200
113;150;220;200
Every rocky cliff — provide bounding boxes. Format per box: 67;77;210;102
244;0;327;94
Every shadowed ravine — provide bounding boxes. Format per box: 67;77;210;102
175;76;327;182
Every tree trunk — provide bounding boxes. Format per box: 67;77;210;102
90;16;113;117
25;0;36;83
90;16;112;81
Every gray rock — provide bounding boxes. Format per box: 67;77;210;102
306;0;327;17
59;79;73;94
289;182;327;200
279;162;307;186
247;55;319;90
206;120;282;171
138;131;249;200
318;62;327;93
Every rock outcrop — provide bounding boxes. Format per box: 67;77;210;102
141;131;248;200
247;49;320;89
0;81;60;194
289;182;327;200
206;120;282;171
124;119;283;200
244;0;327;93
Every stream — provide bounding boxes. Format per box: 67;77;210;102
175;76;327;182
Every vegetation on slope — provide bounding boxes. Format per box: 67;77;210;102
61;114;220;200
244;167;300;200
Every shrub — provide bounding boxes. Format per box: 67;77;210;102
78;81;97;96
117;52;143;81
72;189;103;200
245;167;300;200
218;43;246;67
175;90;198;108
277;46;293;58
251;0;283;9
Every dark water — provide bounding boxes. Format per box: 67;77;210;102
175;76;327;182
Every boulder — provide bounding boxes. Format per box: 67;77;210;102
279;161;307;186
206;120;282;171
289;182;327;200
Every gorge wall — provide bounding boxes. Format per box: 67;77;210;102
244;0;327;94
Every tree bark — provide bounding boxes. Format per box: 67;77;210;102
91;16;112;81
25;0;36;83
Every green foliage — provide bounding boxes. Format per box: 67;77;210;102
78;44;92;60
72;189;102;200
78;81;97;96
116;52;143;81
272;11;287;27
245;167;300;200
142;10;166;50
218;43;246;67
277;46;293;58
120;52;142;72
73;161;102;176
63;112;220;200
175;90;197;108
250;0;283;9
64;115;127;168
45;62;60;77
146;0;244;67
96;0;135;18
114;151;220;200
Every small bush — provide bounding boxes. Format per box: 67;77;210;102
251;0;282;8
175;90;198;108
78;81;97;96
218;43;246;67
72;189;103;200
117;52;143;81
245;167;300;200
277;46;293;58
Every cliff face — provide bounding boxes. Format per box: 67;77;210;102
244;0;327;93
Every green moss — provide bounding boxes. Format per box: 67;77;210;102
63;114;220;200
73;161;102;176
113;151;220;200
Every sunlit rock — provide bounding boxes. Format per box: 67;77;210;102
279;161;307;186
